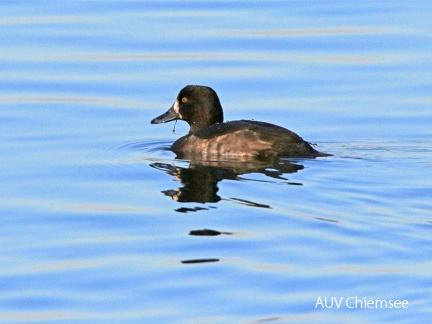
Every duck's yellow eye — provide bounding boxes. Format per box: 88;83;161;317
181;97;187;103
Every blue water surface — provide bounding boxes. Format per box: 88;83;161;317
1;1;431;323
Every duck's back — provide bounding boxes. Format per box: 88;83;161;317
172;120;326;160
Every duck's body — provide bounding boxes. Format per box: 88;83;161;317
171;120;326;159
151;85;330;160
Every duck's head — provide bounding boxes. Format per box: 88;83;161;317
151;85;224;133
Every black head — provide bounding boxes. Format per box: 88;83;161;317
151;85;224;133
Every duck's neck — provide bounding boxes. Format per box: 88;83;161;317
188;121;209;133
188;115;220;134
188;104;223;133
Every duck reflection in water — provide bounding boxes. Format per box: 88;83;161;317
150;158;304;204
150;85;330;205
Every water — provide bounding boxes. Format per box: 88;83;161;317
1;1;432;323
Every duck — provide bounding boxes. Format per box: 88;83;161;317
151;85;330;160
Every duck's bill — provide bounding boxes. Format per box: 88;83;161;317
151;105;179;124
